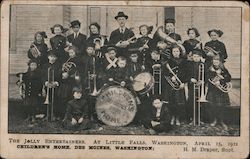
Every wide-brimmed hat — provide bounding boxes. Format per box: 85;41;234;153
115;12;128;20
70;20;81;28
208;29;223;37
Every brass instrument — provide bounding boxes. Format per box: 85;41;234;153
204;46;220;56
193;63;208;126
30;43;42;58
16;73;25;99
156;26;186;54
117;35;137;45
152;64;162;95
44;67;59;121
88;56;99;96
165;63;184;90
208;75;232;93
62;57;77;75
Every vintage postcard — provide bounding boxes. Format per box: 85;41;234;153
0;0;249;158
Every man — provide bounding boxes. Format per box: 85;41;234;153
109;12;135;58
67;20;87;57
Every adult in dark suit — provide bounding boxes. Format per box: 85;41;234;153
109;12;135;58
67;20;87;57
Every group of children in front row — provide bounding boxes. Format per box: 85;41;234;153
18;21;232;134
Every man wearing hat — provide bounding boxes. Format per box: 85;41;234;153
67;20;87;57
109;12;135;58
152;18;182;52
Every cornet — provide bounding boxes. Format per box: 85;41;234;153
165;63;184;90
208;75;232;93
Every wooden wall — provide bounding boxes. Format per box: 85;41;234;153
9;5;241;79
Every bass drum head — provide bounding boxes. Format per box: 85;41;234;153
95;86;137;127
133;72;154;94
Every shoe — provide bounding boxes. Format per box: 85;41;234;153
210;120;217;127
176;119;181;126
221;122;228;130
170;117;175;125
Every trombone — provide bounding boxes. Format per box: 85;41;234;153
165;63;184;90
193;63;208;126
88;56;99;96
152;64;161;95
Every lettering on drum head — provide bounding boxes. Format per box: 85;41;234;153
95;87;137;126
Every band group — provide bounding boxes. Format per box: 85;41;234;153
16;11;233;134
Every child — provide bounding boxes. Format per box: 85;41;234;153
50;24;68;63
204;29;228;64
62;87;91;130
18;60;43;125
143;96;172;135
206;55;231;130
183;27;202;59
127;49;145;80
41;51;61;120
164;45;189;126
186;49;207;125
67;20;87;57
27;31;48;66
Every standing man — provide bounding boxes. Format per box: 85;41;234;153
109;12;135;58
67;20;87;57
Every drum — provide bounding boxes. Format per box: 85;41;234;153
95;86;137;126
132;72;154;95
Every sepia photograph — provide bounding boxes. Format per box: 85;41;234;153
1;1;249;159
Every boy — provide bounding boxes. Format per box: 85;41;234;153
62;87;91;130
127;49;144;80
67;20;87;57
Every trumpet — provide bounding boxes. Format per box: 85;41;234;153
156;26;186;54
208;75;232;93
152;64;161;95
165;63;184;90
193;63;207;126
204;46;220;56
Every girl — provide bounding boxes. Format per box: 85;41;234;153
20;60;43;124
204;29;228;64
183;27;202;59
206;55;231;130
86;22;108;58
27;31;48;66
50;24;68;63
164;44;189;126
136;25;153;62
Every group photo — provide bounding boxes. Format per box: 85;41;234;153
8;5;241;136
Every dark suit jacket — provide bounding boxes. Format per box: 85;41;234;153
109;28;135;57
67;33;87;56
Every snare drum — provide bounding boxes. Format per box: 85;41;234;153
95;86;137;126
132;72;154;95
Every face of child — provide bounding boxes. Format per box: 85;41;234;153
108;50;116;59
73;91;82;99
90;25;99;34
151;52;160;60
153;99;163;109
48;55;57;64
157;41;167;50
213;59;220;67
130;54;138;62
193;54;201;62
68;49;76;58
165;23;175;33
118;60;126;68
54;26;62;35
29;62;38;71
188;30;196;39
210;31;219;41
187;52;193;61
36;34;43;43
172;47;181;58
72;25;80;33
117;17;127;27
140;26;148;36
86;47;95;56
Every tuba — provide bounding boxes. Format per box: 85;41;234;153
208;75;232;93
156;26;186;54
165;63;184;90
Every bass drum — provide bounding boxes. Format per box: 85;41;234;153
95;86;137;127
132;72;154;95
